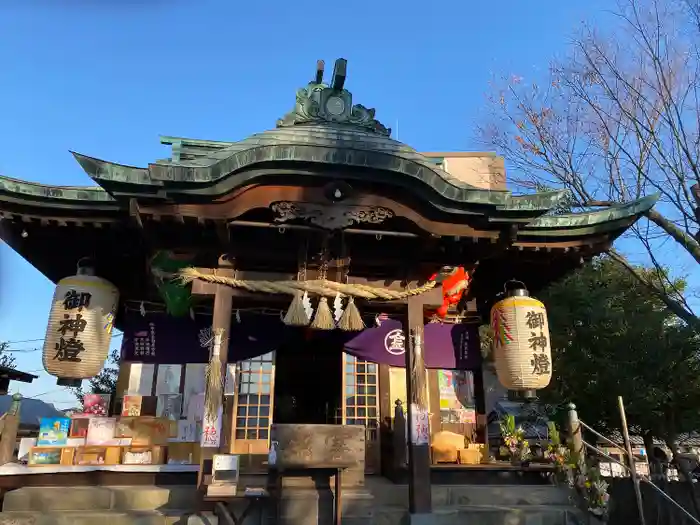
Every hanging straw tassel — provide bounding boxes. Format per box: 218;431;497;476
283;291;310;326
310;297;335;330
410;328;428;408
204;329;225;420
338;297;365;331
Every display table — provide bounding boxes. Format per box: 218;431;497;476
0;462;200;491
0;463;199;475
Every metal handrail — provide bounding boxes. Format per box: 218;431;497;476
580;420;628;452
582;439;700;525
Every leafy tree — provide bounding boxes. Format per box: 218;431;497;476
538;256;700;507
480;0;700;329
72;348;120;405
0;342;17;369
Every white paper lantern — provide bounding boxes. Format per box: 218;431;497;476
490;283;552;391
42;264;119;386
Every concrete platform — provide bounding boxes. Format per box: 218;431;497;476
3;486;200;513
0;510;192;525
0;480;586;525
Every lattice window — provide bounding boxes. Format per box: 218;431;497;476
343;354;379;440
234;352;274;441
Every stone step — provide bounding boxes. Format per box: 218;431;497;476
375;505;587;525
371;484;576;508
0;509;193;525
3;486;199;513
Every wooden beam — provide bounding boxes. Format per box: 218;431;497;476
129;199;144;230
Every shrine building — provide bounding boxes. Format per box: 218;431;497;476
0;58;656;478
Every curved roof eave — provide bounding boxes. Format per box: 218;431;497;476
0;174;116;204
72;150;570;216
522;194;659;231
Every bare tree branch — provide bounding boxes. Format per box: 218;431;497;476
480;0;700;325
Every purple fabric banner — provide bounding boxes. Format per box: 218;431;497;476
121;312;482;370
343;319;481;370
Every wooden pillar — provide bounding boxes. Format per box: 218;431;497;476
0;378;9;396
404;295;432;515
213;284;233;452
198;262;234;487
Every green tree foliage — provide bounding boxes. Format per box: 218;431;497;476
72;348;120;405
538;257;700;447
0;342;17;369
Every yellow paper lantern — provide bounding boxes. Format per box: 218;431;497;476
42;262;119;387
490;282;552;392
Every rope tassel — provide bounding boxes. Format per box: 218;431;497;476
338;297;365;331
283;291;310;326
204;328;225;420
310;297;335;330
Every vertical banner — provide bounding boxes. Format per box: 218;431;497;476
201;407;223;448
410;404;430;445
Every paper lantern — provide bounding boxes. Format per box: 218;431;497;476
490;282;552;392
42;263;119;387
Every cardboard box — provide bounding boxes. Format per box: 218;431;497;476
167;442;201;465
61;447;76;466
122;445;165;465
28;447;70;466
74;446;121;466
459;444;487;465
86;418;119;446
129;417;171;446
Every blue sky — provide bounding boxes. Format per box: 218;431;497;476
0;0;665;408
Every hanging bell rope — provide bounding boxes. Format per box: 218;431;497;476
175;267;437;301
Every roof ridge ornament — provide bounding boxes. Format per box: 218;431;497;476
276;58;392;137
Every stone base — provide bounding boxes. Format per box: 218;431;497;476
408;512;436;525
0;479;587;525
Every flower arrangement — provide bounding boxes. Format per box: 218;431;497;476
546;422;573;482
546;421;611;521
576;466;610;519
499;414;531;463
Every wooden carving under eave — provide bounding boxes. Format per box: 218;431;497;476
271;424;365;469
271;201;394;230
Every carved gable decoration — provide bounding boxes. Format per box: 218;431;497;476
276;58;391;137
271;201;393;230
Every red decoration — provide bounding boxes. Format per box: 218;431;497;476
429;266;471;318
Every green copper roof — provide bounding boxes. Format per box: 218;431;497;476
0;58;660;236
69;58;572;213
0;175;114;203
518;194;660;237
